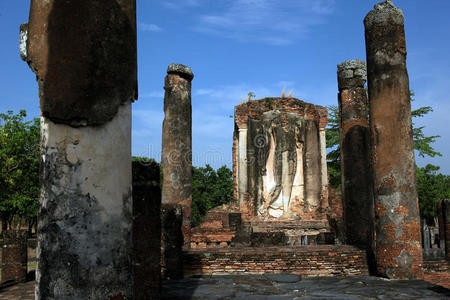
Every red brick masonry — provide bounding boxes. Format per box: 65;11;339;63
183;245;369;277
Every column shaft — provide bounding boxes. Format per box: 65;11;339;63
365;0;423;279
161;64;193;279
23;0;137;297
38;104;133;298
338;60;375;274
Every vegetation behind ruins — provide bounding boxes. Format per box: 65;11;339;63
130;157;234;227
0;110;39;231
0;105;448;231
191;164;233;226
326;92;449;221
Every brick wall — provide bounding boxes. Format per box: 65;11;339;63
423;260;450;273
183;245;369;277
1;230;28;283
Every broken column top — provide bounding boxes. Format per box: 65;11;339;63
364;0;404;28
337;60;367;90
167;63;194;81
24;0;137;127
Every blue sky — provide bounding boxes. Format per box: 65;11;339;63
1;0;449;174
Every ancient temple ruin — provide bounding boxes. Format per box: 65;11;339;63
233;97;329;221
11;0;450;298
232;97;331;234
189;97;339;252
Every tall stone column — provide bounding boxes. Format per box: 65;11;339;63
304;120;322;208
22;0;137;298
364;0;423;279
337;60;375;273
161;64;193;279
238;127;249;211
319;107;329;211
441;199;450;261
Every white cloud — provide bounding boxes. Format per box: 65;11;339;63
131;80;341;169
140;23;163;32
191;0;335;45
140;91;164;98
275;81;296;88
161;0;201;10
133;109;164;132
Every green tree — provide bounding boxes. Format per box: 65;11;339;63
326;92;442;190
325;105;341;189
326;93;449;220
0;110;40;230
416;164;450;222
191;164;233;226
410;92;442;158
130;158;234;227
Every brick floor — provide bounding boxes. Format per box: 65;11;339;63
424;271;450;289
0;281;34;300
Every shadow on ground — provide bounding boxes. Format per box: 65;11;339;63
162;275;450;300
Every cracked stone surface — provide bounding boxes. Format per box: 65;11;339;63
1;274;449;299
161;275;450;299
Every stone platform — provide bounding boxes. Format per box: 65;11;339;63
183;245;369;277
162;275;450;299
191;206;337;249
1;272;449;299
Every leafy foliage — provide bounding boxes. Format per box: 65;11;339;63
326;91;442;190
191;165;233;226
0;110;40;229
410;92;442;158
325;105;341;189
416;164;450;221
325;92;448;219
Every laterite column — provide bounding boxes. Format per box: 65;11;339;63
22;0;137;298
337;60;375;273
364;0;423;279
161;64;193;279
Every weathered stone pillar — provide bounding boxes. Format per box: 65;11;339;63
161;64;193;279
233;108;250;216
364;0;423;279
441;199;450;261
22;0;137;298
337;60;375;273
1;230;28;283
161;63;193;244
238;127;249;210
132;160;161;299
319;107;329;211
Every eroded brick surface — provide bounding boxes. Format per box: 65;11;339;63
1;231;27;284
183;245;369;277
